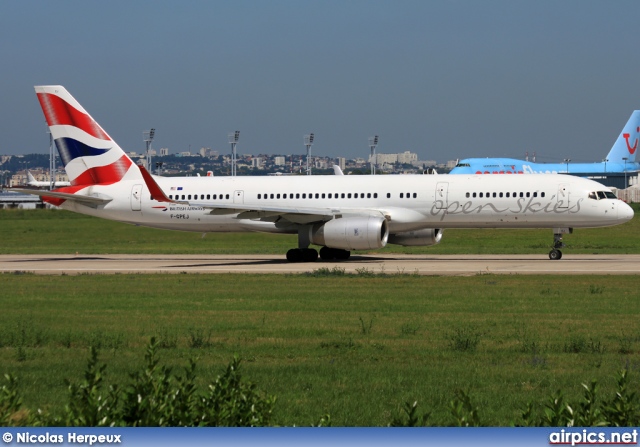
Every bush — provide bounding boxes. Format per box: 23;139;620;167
1;338;275;427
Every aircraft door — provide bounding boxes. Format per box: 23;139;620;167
435;182;449;210
233;190;244;204
131;184;143;211
557;183;570;209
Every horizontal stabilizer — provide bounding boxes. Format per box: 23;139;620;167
10;188;112;206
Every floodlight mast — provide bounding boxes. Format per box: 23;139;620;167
623;157;628;188
563;158;571;174
143;128;155;172
304;133;314;175
369;135;379;175
228;131;240;176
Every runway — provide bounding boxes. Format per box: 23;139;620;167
0;254;638;276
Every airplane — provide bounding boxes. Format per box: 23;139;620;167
26;170;71;188
450;111;640;181
13;85;634;261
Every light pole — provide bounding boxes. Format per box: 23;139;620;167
304;133;314;175
623;157;628;189
144;128;155;172
603;158;608;174
563;158;571;173
228;131;240;176
369;135;379;175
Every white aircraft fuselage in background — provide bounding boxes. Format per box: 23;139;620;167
16;85;635;262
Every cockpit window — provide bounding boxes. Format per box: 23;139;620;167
589;190;618;200
455;163;471;168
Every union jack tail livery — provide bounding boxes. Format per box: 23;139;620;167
34;86;140;190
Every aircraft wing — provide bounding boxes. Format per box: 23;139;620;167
189;200;376;225
137;165;383;225
10;188;113;206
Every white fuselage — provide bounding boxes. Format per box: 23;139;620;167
58;173;633;236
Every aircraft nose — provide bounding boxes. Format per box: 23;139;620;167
618;201;635;222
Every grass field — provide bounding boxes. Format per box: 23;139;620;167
0;205;638;255
0;207;639;426
2;273;640;425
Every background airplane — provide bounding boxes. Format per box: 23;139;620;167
13;86;634;261
450;111;640;189
26;170;70;188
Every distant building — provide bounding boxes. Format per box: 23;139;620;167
159;148;169;156
397;151;418;164
274;156;286;166
336;157;346;170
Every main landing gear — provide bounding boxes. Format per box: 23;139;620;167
549;228;572;260
286;226;350;263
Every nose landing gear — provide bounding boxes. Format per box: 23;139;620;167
549;228;572;260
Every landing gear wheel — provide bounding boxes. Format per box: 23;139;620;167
319;246;335;260
286;248;318;262
319;247;350;261
549;249;562;260
286;248;303;262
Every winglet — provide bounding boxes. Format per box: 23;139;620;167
137;164;175;203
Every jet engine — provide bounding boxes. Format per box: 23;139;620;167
310;216;389;250
387;229;443;247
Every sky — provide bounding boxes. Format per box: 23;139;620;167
1;0;639;163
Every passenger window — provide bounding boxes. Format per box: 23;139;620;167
499;192;503;198
400;193;404;198
541;192;545;198
315;193;319;199
374;193;378;199
225;194;229;199
466;192;470;198
348;193;352;199
188;195;192;200
258;194;261;199
302;193;306;199
492;193;496;198
413;193;417;198
526;192;530;198
386;193;390;198
328;193;332;199
169;195;173;199
270;194;274;199
322;193;325;199
472;192;477;198
277;194;281;199
342;193;346;198
506;192;510;198
519;192;524;198
533;192;537;198
479;193;483;198
367;193;371;198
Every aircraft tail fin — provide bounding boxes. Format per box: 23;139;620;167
605;110;640;163
26;170;36;184
34;86;140;187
